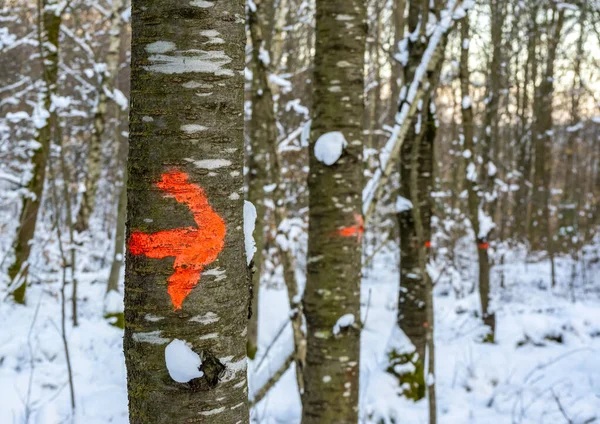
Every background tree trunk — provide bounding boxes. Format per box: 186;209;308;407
302;0;366;421
8;0;62;303
74;0;126;234
246;0;276;360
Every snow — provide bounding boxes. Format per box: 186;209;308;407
362;0;468;216
104;289;123;314
144;47;233;76
164;339;204;383
466;162;477;182
462;95;471;109
112;88;128;110
395;196;413;213
1;218;599;424
244;200;257;266
477;207;495;239
314;131;347;166
258;45;270;66
145;41;175;54
180;124;207;134
185;158;232;169
333;313;355;335
189;0;214;7
32;102;50;129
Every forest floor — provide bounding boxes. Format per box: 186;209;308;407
1;233;599;423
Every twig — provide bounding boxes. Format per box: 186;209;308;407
250;352;294;406
551;389;574;424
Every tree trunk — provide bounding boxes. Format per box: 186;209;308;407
531;7;564;250
246;0;275;360
302;0;366;421
124;0;249;422
8;0;61;303
74;0;126;234
394;0;444;405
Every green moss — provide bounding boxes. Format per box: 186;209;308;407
386;348;426;401
247;340;258;360
105;312;125;329
479;332;495;344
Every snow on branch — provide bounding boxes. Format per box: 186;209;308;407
362;0;474;221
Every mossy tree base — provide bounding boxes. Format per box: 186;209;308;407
386;349;426;401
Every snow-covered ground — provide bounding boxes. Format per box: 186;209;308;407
1;236;599;423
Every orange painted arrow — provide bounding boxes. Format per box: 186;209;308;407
129;170;226;310
337;213;364;241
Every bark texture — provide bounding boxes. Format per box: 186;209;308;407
124;0;249;422
302;0;366;421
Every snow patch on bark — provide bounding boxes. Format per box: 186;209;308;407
314;131;347;166
244;200;257;266
165;339;204;383
144;44;233;76
189;312;220;324
395;196;413;213
181;124;207;134
333;313;355;335
219;356;247;383
185;158;232;169
190;0;214;7
145;41;176;54
133;331;169;344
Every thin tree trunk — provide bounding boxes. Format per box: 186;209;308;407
394;0;445;406
246;0;275;360
9;0;62;303
531;6;564;250
124;0;249;422
302;0;366;420
74;0;126;234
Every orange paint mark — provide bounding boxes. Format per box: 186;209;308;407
424;241;432;248
478;242;489;249
129;170;226;310
337;214;364;241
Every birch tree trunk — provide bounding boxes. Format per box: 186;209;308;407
124;0;249;422
302;0;366;421
74;0;126;234
9;0;61;303
246;0;275;360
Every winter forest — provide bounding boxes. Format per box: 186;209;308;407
1;0;600;422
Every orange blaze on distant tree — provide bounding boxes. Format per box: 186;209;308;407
337;213;364;241
129;170;226;309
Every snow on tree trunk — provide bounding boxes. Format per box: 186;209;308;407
123;0;249;422
302;0;366;421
